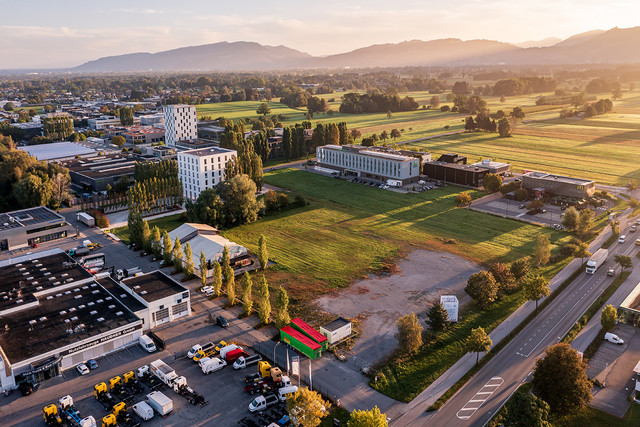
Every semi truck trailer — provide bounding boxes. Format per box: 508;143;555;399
586;248;608;274
77;212;95;227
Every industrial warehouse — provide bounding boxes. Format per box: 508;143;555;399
422;153;511;187
0;207;75;251
0;249;191;392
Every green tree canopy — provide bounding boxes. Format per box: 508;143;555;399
601;304;617;331
465;271;498;309
395;312;423;354
426;302;449;332
523;274;551;311
466;326;492;364
347;406;388;427
532;343;592;414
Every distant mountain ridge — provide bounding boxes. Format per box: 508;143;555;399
73;27;640;72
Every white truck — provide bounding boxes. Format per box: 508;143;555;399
386;179;402;187
77;212;95;227
278;385;299;401
132;401;154;421
146;391;173;417
150;360;179;386
219;344;242;360
233;354;263;370
586;248;609;274
249;393;280;412
116;267;142;280
139;335;157;353
201;357;227;374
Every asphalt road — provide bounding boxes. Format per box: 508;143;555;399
399;215;640;427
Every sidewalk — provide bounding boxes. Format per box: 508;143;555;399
396;216;616;420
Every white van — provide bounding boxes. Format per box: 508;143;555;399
201;357;227;374
139;335;157;353
604;332;624;345
278;385;299;401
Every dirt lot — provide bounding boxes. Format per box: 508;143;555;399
316;249;480;372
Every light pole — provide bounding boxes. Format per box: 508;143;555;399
273;341;281;366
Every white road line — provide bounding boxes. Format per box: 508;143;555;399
523;273;604;357
456;377;504;420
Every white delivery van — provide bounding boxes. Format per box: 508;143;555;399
278;385;299;401
132;401;154;421
139;335;157;353
201;357;227;374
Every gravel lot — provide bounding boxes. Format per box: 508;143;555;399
316;249;480;371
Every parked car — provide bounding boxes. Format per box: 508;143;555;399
76;364;90;376
87;359;99;370
216;316;229;328
604;332;624;345
618;235;626;243
201;286;214;296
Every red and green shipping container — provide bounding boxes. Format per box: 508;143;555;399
290;318;328;351
280;326;322;359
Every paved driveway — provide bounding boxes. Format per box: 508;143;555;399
587;324;640;417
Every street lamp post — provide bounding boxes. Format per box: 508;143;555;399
273;341;281;366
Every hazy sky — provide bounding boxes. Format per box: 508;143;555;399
2;0;639;68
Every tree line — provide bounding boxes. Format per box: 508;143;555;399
339;91;419;114
0;135;71;213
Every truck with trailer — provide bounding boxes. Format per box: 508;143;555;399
171;376;209;407
149;360;179;386
77;212;95;227
79;253;106;272
280;326;323;359
59;395;97;427
146;391;173;417
116;267;142;281
193;341;223;361
67;246;91;258
234;353;263;370
224;348;249;364
586;248;609;274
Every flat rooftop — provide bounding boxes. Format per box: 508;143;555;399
65;154;156;179
0;251;93;314
321;144;423;162
425;161;490;172
523;171;594;185
121;271;187;303
322;317;351;332
0;206;66;232
0;281;140;363
180;146;236;157
18;142;95;161
97;276;147;313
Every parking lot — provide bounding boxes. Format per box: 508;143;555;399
587;324;640;417
0;283;294;427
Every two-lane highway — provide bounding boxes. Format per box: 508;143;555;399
396;217;640;427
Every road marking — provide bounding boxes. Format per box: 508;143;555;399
456;377;504;420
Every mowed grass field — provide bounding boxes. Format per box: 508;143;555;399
222;169;571;296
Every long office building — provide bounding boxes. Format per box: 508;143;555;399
178;146;237;200
315;144;429;184
0;207;74;251
163;104;197;147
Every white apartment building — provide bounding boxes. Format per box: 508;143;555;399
316;144;428;184
88;115;140;130
163;104;197;147
178;147;237;200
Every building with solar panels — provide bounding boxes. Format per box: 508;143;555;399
0;207;75;252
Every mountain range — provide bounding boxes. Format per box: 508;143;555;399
73;27;640;73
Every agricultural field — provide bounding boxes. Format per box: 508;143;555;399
197;89;640;185
222;169;571;302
